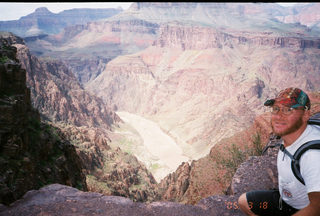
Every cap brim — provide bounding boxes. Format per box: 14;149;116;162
264;99;275;106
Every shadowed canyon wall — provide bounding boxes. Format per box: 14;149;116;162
0;33;87;205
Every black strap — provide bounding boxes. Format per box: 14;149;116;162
308;119;320;126
262;135;282;155
291;140;320;185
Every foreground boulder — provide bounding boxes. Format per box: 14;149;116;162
0;184;212;216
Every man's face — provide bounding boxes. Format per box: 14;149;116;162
271;103;306;137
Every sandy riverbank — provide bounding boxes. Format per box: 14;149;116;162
116;111;190;182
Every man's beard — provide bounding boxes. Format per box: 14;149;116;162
271;117;304;137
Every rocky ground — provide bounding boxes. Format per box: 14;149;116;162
0;136;281;216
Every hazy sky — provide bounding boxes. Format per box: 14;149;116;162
0;2;133;21
0;2;302;21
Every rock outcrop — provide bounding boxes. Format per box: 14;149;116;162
54;123;159;203
154;23;320;50
0;32;87;205
0;184;214;216
13;39;119;129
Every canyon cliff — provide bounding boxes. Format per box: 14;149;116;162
0;32;87;204
1;33;160;204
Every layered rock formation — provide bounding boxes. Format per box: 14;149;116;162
155;23;320;50
86;21;320;162
275;3;320;30
0;7;123;37
0;32;87;205
25;19;159;83
13;39;119;129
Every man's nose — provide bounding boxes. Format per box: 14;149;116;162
273;110;286;118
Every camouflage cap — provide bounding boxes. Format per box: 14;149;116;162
264;87;311;110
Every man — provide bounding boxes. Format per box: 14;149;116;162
238;87;320;215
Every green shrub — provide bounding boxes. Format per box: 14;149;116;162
0;56;9;64
213;132;264;188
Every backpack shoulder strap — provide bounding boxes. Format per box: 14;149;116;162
291;140;320;185
308;119;320;126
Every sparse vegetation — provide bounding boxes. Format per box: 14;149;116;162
86;175;112;195
0;56;9;64
150;163;161;172
250;132;264;156
212;132;264;189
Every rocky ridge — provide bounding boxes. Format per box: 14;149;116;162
25;19;159;84
0;32;87;205
0;7;123;37
55;123;159;202
154;23;320;50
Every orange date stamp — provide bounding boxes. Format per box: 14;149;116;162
225;201;269;210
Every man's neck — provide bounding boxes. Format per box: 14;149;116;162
283;124;308;147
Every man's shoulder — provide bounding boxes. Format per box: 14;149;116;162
299;142;320;163
304;124;320;140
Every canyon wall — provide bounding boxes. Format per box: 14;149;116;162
86;22;320;160
0;32;87;205
25;19;159;84
2;33;160;203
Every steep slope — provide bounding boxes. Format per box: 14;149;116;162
0;32;87;205
14;39;119;129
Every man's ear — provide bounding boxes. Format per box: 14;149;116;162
303;109;311;122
